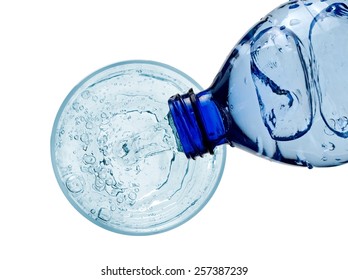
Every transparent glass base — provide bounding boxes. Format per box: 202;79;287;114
51;60;226;235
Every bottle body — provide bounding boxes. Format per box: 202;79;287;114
169;0;348;167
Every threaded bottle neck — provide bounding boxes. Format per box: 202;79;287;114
168;89;226;159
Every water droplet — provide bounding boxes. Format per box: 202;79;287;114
321;142;335;152
289;3;299;9
290;19;301;26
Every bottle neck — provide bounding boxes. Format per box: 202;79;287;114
168;89;227;159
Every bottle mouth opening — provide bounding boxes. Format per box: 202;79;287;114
168;89;213;159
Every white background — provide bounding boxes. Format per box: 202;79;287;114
2;0;348;279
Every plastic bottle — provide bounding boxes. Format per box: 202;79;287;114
168;0;348;168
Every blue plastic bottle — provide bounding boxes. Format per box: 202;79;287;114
169;0;348;168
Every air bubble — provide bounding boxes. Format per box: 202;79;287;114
94;177;105;191
128;192;137;200
80;133;89;144
98;135;108;146
105;185;121;197
80;165;89;173
81;90;90;99
72;102;79;112
98;169;107;179
105;178;115;186
98;207;111;221
110;203;116;211
117;196;124;204
83;154;96;164
85;121;93;129
65;174;85;193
